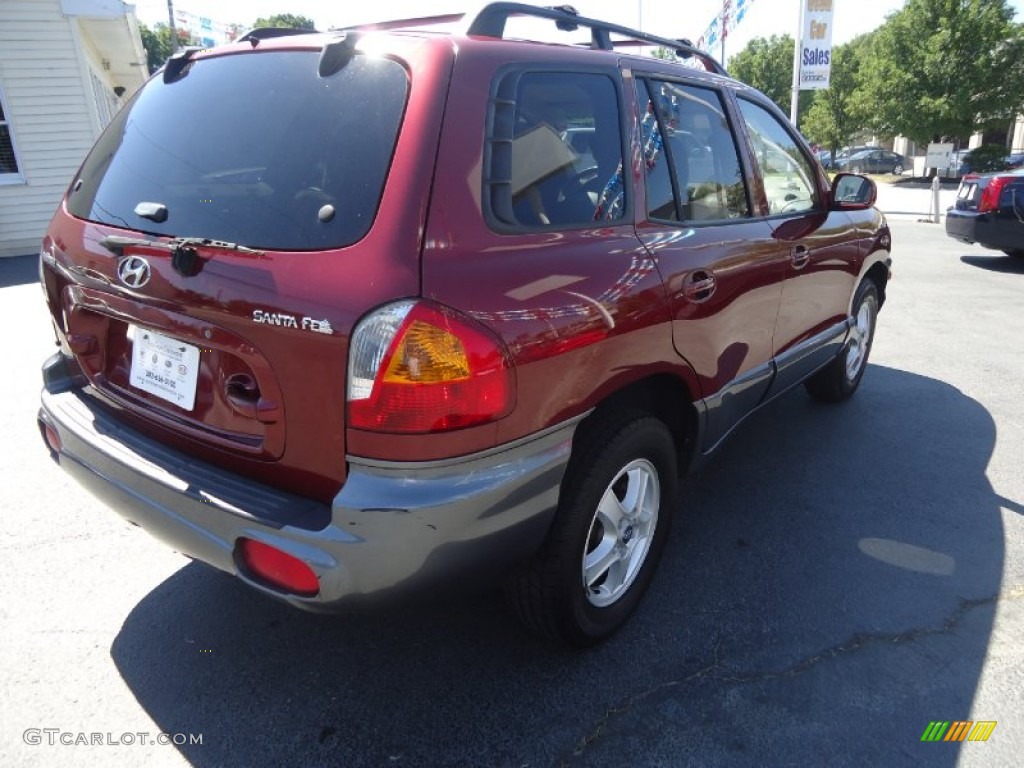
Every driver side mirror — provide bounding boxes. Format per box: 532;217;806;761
830;173;876;210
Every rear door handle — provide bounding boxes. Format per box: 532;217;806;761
682;270;717;302
791;245;810;270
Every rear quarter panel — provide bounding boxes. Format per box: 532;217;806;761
415;43;694;456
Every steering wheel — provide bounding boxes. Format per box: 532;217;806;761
776;193;810;213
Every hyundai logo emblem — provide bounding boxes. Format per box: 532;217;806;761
117;256;151;288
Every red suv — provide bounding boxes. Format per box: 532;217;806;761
37;4;891;646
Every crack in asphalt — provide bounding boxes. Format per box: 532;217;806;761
564;638;726;763
563;587;1024;763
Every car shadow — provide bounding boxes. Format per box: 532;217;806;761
0;253;39;288
960;254;1024;274
111;365;1003;767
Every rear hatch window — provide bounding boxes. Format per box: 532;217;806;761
67;50;407;251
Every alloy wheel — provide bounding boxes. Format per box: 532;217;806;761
582;459;660;608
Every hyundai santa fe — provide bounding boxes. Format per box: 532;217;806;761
37;3;891;646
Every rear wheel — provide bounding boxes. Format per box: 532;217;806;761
805;280;879;403
505;413;677;647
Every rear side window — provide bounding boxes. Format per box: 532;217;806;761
67;52;407;251
486;71;625;228
736;99;819;215
637;79;750;223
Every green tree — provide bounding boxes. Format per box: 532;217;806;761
801;35;873;163
729;34;813;121
139;22;198;74
251;14;317;30
856;0;1024;143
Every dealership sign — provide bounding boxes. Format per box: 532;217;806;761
799;0;834;89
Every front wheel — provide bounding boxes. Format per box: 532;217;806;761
892;163;904;175
805;280;879;402
505;413;677;646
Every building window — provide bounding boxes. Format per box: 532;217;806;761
0;87;22;176
88;68;116;129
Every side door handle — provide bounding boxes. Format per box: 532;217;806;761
791;245;810;270
682;270;717;302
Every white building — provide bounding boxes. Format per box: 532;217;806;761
893;112;1024;171
0;0;148;258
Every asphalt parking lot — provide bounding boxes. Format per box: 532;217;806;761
1;216;1022;767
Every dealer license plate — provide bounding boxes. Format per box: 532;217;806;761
129;326;200;411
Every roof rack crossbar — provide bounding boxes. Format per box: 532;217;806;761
464;2;729;76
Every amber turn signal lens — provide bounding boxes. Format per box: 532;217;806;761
383;320;472;384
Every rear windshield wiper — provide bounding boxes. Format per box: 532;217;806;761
98;235;263;256
98;235;263;277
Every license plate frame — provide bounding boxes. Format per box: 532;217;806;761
128;326;200;411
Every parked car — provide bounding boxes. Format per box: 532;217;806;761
956;148;1023;176
832;145;882;167
36;4;891;646
838;149;909;175
946;168;1024;257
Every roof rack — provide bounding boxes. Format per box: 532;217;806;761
338;3;728;77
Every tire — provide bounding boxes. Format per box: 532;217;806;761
1003;249;1024;258
805;280;879;403
505;412;678;647
892;163;904;175
852;164;863;174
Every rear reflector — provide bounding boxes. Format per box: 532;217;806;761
237;539;319;597
40;420;62;456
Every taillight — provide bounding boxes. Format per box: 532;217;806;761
978;177;1010;213
348;300;513;433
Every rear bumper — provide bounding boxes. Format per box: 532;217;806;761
945;208;1019;251
945;208;981;245
39;354;579;610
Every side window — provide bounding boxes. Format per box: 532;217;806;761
637;78;750;223
736;99;819;215
486;71;624;228
635;80;678;220
0;87;22;177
